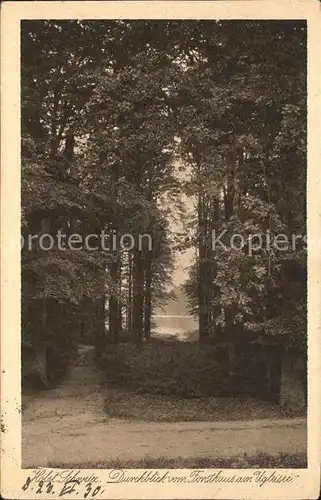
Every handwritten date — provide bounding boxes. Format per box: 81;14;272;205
22;476;104;498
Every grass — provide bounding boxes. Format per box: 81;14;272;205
47;452;307;469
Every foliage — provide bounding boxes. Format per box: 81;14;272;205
21;20;178;354
21;20;307;362
103;340;226;398
177;21;307;347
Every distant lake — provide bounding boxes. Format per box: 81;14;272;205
152;314;198;342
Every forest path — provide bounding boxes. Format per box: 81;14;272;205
22;345;306;468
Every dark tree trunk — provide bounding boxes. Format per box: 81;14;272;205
107;164;121;345
144;258;152;339
126;252;133;331
132;249;144;349
116;256;122;335
95;297;106;360
209;197;220;339
108;260;120;345
198;195;210;340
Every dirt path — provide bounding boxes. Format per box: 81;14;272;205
22;346;307;468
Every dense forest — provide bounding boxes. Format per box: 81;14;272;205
21;20;307;377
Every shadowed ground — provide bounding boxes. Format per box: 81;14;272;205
22;345;307;469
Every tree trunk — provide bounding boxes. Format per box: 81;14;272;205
108;254;120;345
95;297;106;360
144;258;152;339
279;349;306;411
198;194;210;340
133;249;144;349
117;255;122;334
126;252;133;331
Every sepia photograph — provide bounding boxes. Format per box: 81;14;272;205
20;18;308;470
1;2;321;499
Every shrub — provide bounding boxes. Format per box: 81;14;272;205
103;340;227;398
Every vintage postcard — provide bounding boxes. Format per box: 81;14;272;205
1;1;320;498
